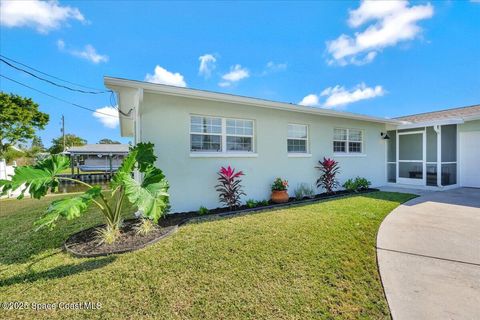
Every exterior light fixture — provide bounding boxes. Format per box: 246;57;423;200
381;132;390;140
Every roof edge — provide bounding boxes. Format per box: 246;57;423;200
104;76;400;125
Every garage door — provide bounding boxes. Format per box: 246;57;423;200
459;131;480;188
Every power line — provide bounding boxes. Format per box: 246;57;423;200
0;58;109;95
0;54;107;93
1;74;122;119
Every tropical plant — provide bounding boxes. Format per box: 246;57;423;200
0;142;169;244
134;218;156;236
271;177;288;191
246;199;258;208
98;138;121;144
215;166;245;210
315;157;340;193
343;177;371;192
198;206;209;215
294;183;316;200
257;200;270;206
0;93;49;158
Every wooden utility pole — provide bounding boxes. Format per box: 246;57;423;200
61;115;65;152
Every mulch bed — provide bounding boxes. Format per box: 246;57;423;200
65;188;378;258
64;219;177;258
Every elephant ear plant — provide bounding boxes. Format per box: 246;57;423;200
0;142;169;244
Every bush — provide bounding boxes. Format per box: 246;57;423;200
343;177;372;192
246;199;257;208
215;166;246;210
198;206;209;215
294;183;316;200
257;200;270;206
315;157;340;193
271;177;288;191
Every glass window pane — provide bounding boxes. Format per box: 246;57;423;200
226;119;253;136
349;142;362;153
334;129;347;140
387;130;397;162
288;124;307;139
387;163;396;183
349;129;362;142
226;136;252;152
441;124;457;162
426;164;437;186
441;163;457;185
190;134;221;152
333;141;346;152
191;116;222;134
287;139;306;153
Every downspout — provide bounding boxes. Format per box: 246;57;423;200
433;125;441;187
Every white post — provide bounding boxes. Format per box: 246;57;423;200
434;125;442;187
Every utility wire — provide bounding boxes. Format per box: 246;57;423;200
0;58;110;95
0;74;123;119
0;54;108;93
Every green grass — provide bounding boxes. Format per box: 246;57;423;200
0;192;415;319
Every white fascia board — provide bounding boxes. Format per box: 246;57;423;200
104;76;400;125
397;118;464;130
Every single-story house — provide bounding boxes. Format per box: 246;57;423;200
105;76;480;212
65;144;129;174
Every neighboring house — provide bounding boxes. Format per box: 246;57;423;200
105;77;480;212
65;144;129;174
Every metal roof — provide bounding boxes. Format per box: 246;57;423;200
66;144;129;154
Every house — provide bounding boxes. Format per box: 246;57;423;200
65;144;129;174
105;76;480;212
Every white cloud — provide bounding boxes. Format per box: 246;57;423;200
198;54;216;78
93;106;119;129
145;65;187;87
57;39;108;64
326;1;434;66
299;94;320;107
219;64;249;87
0;0;85;33
263;61;287;74
299;83;385;108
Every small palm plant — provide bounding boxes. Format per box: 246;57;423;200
0;142;169;244
215;166;245;210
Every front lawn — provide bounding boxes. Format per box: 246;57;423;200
0;192;414;319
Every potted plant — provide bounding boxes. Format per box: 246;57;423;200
271;177;289;203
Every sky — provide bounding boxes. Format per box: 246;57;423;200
1;0;479;147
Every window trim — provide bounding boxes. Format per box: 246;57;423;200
189;114;255;155
287;123;309;154
333;127;365;155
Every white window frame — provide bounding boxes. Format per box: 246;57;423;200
190;115;257;157
333;128;365;156
189;115;223;153
287;123;310;155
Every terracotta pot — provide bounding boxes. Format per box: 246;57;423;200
271;190;289;203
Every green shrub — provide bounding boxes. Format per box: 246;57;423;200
198;206;209;215
257;200;269;206
294;183;316;200
343;177;371;192
246;199;258;208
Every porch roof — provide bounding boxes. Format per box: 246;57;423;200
395;104;480;124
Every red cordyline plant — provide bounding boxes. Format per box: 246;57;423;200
215;166;246;210
315;157;340;194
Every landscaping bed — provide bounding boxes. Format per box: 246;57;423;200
167;188;380;223
64;219;177;257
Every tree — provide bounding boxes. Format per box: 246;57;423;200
98;138;121;144
48;134;87;154
0;143;170;244
0;93;49;158
31;136;45;151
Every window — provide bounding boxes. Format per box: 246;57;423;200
190;116;222;152
226;119;253;152
333;128;363;154
190;115;254;153
287;124;308;153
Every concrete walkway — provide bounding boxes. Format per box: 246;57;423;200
377;188;480;320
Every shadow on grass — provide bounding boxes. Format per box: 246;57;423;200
0;256;116;287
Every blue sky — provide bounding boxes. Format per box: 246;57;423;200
1;0;479;147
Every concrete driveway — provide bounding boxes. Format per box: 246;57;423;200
377;188;480;320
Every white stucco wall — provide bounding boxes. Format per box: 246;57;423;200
139;93;388;212
459;119;480;132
